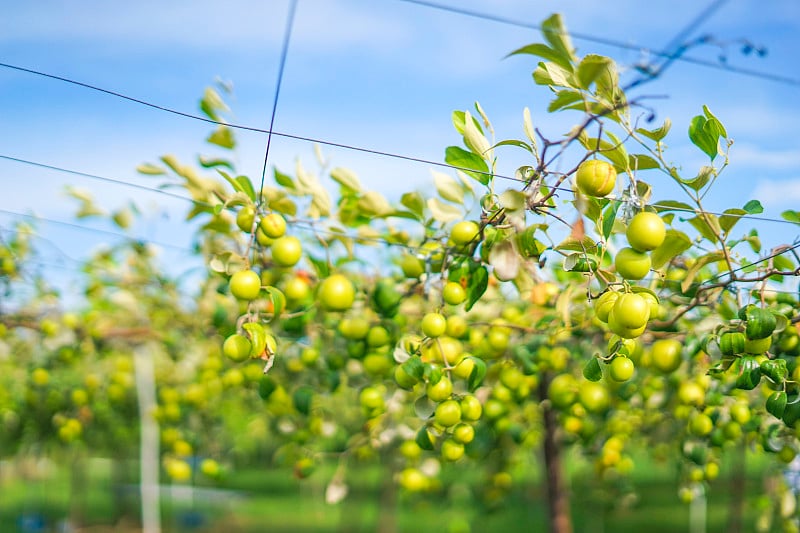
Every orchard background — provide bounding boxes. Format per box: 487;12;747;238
1;1;800;533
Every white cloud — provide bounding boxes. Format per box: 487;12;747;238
751;179;800;209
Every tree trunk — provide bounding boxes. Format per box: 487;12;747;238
69;451;87;527
539;373;573;533
727;441;746;533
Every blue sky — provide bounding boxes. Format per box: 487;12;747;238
1;0;798;302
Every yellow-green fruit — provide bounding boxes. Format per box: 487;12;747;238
223;334;252;362
612;293;650;330
548;374;578;409
615;247;652;280
452;423;475;444
595;290;620;323
460;394;483;421
421;313;447;338
427;377;453;402
271;236;302;267
608;309;646;339
230;270;262;301
434;399;462;427
450;221;480;246
579;382;611;414
650;339;683;373
318;274;356;311
442;282;467;305
441;439;465;461
259;213;287;239
626;212;666;252
400;254;425;279
575;159;616;197
236;206;256;232
608;356;635;382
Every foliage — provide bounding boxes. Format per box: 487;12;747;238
1;12;799;531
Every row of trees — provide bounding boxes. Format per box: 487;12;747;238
2;13;799;533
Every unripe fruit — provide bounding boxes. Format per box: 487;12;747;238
259;213;287;239
615;247;651;280
450;221;480;246
318;274;356;311
421;313;447;338
626;212;666;252
576;159;616;197
452;423;475;444
442;282;467;305
271;236;302;267
236;206;256;232
434;399;462;427
441;439;465;461
459;394;483;421
612;293;650;330
650;339;683;373
230;270;262;301
427;377;453;402
595;290;619;323
400;254;425;279
608;356;635;382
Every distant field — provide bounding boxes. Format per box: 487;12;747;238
0;450;775;532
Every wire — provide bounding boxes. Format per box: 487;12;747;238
0;154;201;206
395;0;800;87
258;0;298;205
3;150;799;230
0;208;194;253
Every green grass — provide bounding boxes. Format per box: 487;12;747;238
0;451;775;533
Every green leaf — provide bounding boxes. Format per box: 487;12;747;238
681;165;715;191
547;90;584;113
688;115;718;160
264;286;286;323
781;210;800;224
541;14;576;70
702;105;727;138
330;167;362;193
218;171;256;202
402;356;425;381
688;214;721;242
533;61;574;88
427;197;462;223
507;42;573;71
743;200;763;214
432;170;465;204
576;54;613;89
653;200;694;214
601;200;620;240
635;118;671;142
523;107;536;145
274;169;295;189
400;192;425;219
719;208;747;234
492;139;533;152
467;357;488;392
136;163;165;175
207;126;236;150
448;259;489;312
444;146;491;185
198;156;235;170
292;386;314;415
452;110;484;136
415;426;434;450
554;236;598;255
627;154;660;171
681;250;726;293
462;110;492;159
582;357;602;382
